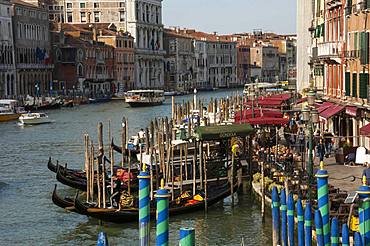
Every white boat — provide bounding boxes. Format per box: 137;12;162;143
18;113;52;125
0;100;24;122
125;90;165;107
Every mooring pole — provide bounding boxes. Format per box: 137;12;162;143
138;164;150;246
271;186;280;246
155;179;170;246
179;228;195;246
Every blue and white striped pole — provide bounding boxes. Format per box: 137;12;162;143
155;179;170;246
342;224;350;246
138;164;150;246
357;176;370;246
330;217;339;246
315;161;330;246
97;232;109;246
271;186;280;245
304;202;312;246
280;189;288;246
287;193;295;246
315;209;324;246
297;198;304;246
179;228;195;246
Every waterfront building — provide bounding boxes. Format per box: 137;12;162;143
52;24;115;96
126;0;165;89
97;28;135;92
0;0;16;97
236;45;251;84
297;0;313;92
12;0;53;97
163;28;195;92
250;44;279;83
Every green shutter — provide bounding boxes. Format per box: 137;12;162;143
321;24;325;37
367;0;370;9
360;73;369;99
360;32;369;64
352;73;357;97
354;32;358;51
345;72;351;96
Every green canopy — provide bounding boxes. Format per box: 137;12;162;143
194;124;254;141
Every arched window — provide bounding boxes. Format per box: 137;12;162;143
77;49;83;61
77;63;84;77
56;49;62;62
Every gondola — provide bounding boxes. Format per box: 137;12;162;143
48;157;79;173
52;184;77;212
72;179;239;223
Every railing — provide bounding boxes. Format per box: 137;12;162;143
16;63;54;69
344;50;360;58
317;42;342;58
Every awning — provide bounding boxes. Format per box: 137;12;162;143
317;102;334;113
345;106;358;117
296;97;307;104
319;105;345;119
360;123;370;136
194;124;254;141
245;99;284;108
234;108;283;122
258;93;292;101
238;117;289;126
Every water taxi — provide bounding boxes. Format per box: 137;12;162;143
125;90;165;107
18;112;52;125
0;100;23;122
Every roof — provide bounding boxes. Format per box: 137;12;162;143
194;124;254;141
11;0;43;9
234;108;283;122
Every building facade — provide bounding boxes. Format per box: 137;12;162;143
12;0;53;97
163;28;195;92
126;0;165;89
97;29;135;92
0;0;16;97
236;45;250;84
250;44;279;82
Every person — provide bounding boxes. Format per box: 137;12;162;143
138;128;145;139
362;162;370;185
316;138;326;162
285;149;294;175
323;129;334;156
297;128;305;153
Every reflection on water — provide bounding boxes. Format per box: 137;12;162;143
0;89;272;245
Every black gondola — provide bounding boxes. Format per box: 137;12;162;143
72;179;239;223
52;184;76;211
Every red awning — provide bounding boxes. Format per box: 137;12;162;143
317;102;335;113
234;108;283;121
320;105;345;119
345;106;358;117
258;93;292;102
245;99;284;108
238;117;289;126
360;123;370;136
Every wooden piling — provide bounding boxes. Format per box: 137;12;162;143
179;144;183;194
199;141;203;189
110;140;114;196
96;153;101;208
98;123;104;164
185;143;188;180
90;142;95;201
231;152;235;207
84;134;90;202
203;151;208;212
192;155;196;196
121;118;126;168
102;157;106;208
261;161;265;222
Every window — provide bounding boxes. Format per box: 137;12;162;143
7;7;10;15
54;6;60;10
80;12;86;22
352;73;357;97
80;2;86;8
119;11;125;22
49;14;54;20
119;2;125;7
94;12;100;22
345;72;351;97
66;3;72;8
67;12;72;22
48;5;53;10
359;73;369;99
94;2;99;8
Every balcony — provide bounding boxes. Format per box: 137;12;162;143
345;50;360;59
16;63;54;69
317;42;342;58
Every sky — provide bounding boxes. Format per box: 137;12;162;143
162;0;297;35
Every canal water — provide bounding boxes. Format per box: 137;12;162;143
0;89;272;245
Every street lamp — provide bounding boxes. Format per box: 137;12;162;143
301;92;319;203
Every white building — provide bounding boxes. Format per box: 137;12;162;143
126;0;165;89
0;0;16;97
296;0;313;92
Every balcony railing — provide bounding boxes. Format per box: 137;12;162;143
317;42;342;58
345;50;360;58
16;63;54;69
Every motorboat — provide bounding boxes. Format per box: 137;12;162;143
125;90;164;107
0;100;24;122
18;112;52;125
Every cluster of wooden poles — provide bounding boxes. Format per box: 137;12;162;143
271;161;370;246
